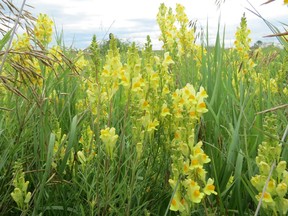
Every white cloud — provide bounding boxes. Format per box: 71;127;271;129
10;0;288;49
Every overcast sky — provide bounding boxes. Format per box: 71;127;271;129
17;0;288;49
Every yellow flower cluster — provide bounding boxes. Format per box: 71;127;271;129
77;26;213;213
77;125;96;165
75;51;89;72
34;13;54;45
168;86;216;214
157;3;197;59
233;13;256;77
252;75;279;94
10;162;31;211
250;115;288;215
101;34;123;100
100;127;119;159
172;84;208;121
7;14;65;88
11;33;31;62
12;33;31;51
10;32;45;86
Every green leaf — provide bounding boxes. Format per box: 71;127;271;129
0;30;12;51
33;133;55;214
59;115;78;174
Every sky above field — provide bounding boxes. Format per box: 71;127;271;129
20;0;288;49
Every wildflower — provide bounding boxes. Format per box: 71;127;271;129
34;13;54;45
170;192;185;212
11;162;32;210
12;33;30;51
276;182;287;198
258;161;271;175
284;87;288;96
132;75;145;92
161;103;171;117
278;198;288;215
140;99;150;111
251;175;266;192
266;180;276;195
75;52;89;71
162;52;174;68
190;155;201;170
179;142;189;157
119;70;130;87
256;192;275;207
196;100;208;114
184;179;204;203
203;178;217;195
195;167;207;182
276;161;287;175
183;160;190;173
169;179;185;212
183;84;196;102
197;86;208;99
147;119;159;132
77;151;86;164
100;127;118;159
192;141;204;155
251;115;288;213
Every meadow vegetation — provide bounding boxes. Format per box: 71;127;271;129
0;1;287;215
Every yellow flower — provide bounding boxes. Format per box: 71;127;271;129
192;141;204;155
276;161;287;175
190;155;201;170
284;87;288;96
34;13;54;44
75;55;89;70
168;179;186;212
197;86;208;99
200;152;211;164
147;119;159;132
179;142;189;157
278;198;288;215
183;160;190;173
204;178;217;195
119;71;130;87
267;180;276;195
269;78;278;93
100;127;118;159
77;151;86;164
11;188;24;208
162;52;174;68
161;103;171;117
196;100;208;114
276;182;287;198
170;192;185;212
132;76;145;92
195;167;207;182
184;179;204;203
140;99;150;111
251;175;266;191
256;192;274;206
258;161;271;175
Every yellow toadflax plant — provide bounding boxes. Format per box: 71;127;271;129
0;0;75;101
